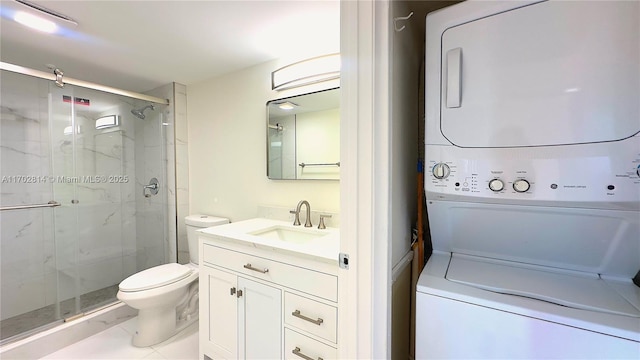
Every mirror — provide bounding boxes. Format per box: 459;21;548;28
267;88;340;180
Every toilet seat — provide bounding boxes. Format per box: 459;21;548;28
119;263;193;292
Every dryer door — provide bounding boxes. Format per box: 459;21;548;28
440;1;639;148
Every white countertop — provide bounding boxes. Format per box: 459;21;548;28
198;218;340;264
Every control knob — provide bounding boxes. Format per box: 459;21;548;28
488;179;504;192
432;163;450;180
513;179;530;193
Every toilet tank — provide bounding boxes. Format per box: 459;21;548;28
185;214;229;264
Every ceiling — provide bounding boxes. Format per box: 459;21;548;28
0;0;340;93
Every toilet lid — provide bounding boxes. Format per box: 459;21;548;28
119;263;193;292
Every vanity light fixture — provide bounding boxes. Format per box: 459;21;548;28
277;102;297;110
95;115;119;130
272;53;340;91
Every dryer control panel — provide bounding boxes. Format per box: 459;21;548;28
425;139;640;211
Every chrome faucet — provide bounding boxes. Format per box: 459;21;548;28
290;200;313;227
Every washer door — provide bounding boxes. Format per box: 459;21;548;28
440;1;639;148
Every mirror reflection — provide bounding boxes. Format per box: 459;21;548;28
267;88;340;180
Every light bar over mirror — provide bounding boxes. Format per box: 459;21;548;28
272;53;340;91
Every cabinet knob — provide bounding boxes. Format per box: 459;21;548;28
230;287;236;296
237;289;243;298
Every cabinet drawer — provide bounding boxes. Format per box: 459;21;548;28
285;328;337;360
285;292;337;343
203;244;338;301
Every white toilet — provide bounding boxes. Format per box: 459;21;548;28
117;214;229;347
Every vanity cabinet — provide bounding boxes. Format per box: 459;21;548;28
202;267;237;358
199;235;339;360
201;267;282;359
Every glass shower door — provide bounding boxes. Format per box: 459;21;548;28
0;71;61;340
48;82;82;320
1;69;172;343
49;83;168;319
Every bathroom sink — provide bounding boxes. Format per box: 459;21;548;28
249;226;328;244
199;218;339;263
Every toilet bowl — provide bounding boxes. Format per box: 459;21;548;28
117;214;229;347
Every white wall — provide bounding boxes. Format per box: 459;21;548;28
187;60;340;223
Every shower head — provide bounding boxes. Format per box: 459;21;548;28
131;104;155;119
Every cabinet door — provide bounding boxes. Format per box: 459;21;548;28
201;267;238;359
238;277;282;359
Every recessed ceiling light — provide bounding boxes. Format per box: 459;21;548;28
14;11;57;33
278;102;297;110
14;0;77;25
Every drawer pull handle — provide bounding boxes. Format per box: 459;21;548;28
292;347;323;360
243;263;269;273
292;310;323;325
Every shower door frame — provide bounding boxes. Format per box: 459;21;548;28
0;62;169;106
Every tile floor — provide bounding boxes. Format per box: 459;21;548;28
38;317;198;360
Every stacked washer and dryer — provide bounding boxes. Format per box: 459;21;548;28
416;1;640;358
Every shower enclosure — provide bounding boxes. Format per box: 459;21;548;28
0;67;176;343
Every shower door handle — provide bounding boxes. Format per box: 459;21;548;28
143;178;159;197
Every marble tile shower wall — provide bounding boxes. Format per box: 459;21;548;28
143;82;179;266
0;76;55;320
133;106;165;270
173;84;190;265
0;76;176;321
50;103;139;302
